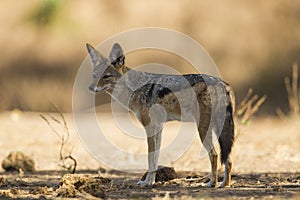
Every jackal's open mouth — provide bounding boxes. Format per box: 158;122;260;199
88;86;100;92
88;85;109;93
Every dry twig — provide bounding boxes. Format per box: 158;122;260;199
278;62;299;118
40;104;77;173
236;88;267;124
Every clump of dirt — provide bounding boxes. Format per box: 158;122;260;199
142;166;178;182
0;177;5;187
1;151;35;172
29;186;52;195
56;174;110;198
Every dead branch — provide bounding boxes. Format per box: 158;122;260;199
242;95;267;123
40;105;77;173
291;63;299;114
281;63;299;117
236;88;253;114
235;88;267;124
63;155;77;174
276;108;287;119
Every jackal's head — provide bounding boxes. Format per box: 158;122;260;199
86;43;126;93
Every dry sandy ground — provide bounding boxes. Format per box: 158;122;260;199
0;111;299;199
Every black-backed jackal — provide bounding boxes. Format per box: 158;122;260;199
86;43;235;187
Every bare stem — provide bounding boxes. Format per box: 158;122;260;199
242;95;267;122
292;63;299;114
40;104;77;174
284;63;299;116
276;108;287;119
237;88;253;115
235;88;266;125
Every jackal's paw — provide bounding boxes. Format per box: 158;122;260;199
206;180;216;187
220;181;231;188
137;180;153;187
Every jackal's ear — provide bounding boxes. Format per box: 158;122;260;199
109;43;125;67
86;43;106;67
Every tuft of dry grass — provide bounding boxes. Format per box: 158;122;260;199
276;63;299;118
234;88;267;139
235;88;267;125
40;104;77;173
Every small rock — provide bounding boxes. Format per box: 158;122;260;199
142;166;178;182
2;151;35;172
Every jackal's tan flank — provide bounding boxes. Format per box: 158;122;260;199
86;43;235;187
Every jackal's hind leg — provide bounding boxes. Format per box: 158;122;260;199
207;148;218;187
198;128;218;187
220;156;232;188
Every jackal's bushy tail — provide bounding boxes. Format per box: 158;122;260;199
218;92;235;164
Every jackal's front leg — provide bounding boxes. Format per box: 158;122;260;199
137;127;162;187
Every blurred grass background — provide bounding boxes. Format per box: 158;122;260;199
0;0;299;115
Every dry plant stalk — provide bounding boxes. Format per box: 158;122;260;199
285;63;299;115
275;108;286;119
277;63;299;118
236;88;267;125
40;104;77;173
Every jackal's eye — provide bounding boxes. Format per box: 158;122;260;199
103;74;111;79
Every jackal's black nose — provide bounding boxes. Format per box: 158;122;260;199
88;85;96;92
